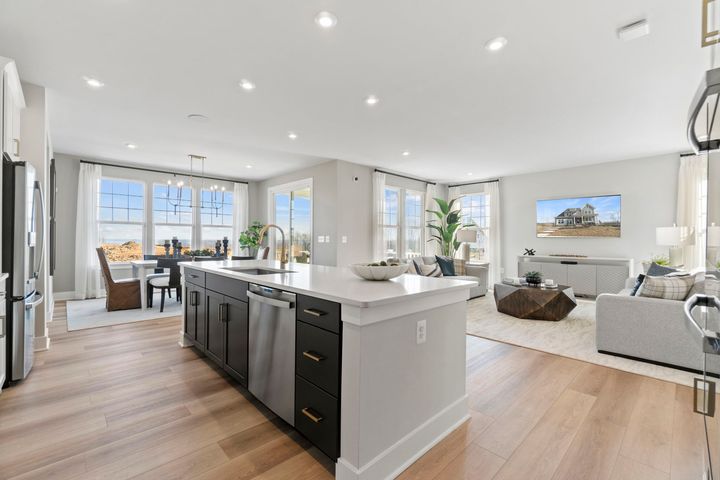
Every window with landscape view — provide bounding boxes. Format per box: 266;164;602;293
459;193;489;261
382;186;424;260
153;184;193;254
200;188;234;255
98;178;145;262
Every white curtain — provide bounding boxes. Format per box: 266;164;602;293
424;183;439;256
486;181;502;285
677;155;708;270
372;172;386;260
232;182;249;256
74;163;103;299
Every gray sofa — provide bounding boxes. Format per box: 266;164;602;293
409;256;488;299
596;278;720;375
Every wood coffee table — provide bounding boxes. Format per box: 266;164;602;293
494;283;577;321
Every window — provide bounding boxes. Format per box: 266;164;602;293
98;179;145;262
381;187;424;260
153;184;192;254
270;181;312;264
459;193;490;261
200;189;234;255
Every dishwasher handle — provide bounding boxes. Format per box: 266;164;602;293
247;290;295;309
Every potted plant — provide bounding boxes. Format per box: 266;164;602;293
426;197;475;257
239;221;265;256
642;254;671;273
525;271;542;286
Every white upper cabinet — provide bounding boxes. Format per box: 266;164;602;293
1;57;25;158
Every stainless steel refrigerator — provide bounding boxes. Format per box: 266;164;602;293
2;153;44;383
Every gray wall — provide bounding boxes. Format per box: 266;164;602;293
501;153;680;276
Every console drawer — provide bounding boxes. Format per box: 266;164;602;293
296;321;340;397
295;375;339;460
206;273;248;302
296;295;340;334
183;268;205;287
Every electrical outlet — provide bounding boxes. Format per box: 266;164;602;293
416;320;427;344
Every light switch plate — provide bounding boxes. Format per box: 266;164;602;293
341;236;348;244
317;235;325;243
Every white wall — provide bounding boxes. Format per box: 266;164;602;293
501;153;680;277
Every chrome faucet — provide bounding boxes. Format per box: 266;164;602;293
258;224;288;266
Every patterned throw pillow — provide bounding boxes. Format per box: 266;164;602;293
637;275;695;301
418;263;443;277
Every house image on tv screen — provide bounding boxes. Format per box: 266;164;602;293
554;204;598;226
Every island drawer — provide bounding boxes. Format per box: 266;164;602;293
296;321;340;397
295;375;339;460
184;268;205;287
296;295;340;334
206;273;248;302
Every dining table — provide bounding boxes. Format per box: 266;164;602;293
130;260;158;309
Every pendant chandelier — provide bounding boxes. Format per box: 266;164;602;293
165;154;225;216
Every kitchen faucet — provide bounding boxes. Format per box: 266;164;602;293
257;224;288;266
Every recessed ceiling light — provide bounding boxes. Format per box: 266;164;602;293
402;151;410;157
484;37;507;52
239;79;255;91
467;172;473;176
187;113;209;122
288;131;298;140
83;76;105;88
365;95;380;106
125;143;137;149
315;11;338;29
245;165;254;169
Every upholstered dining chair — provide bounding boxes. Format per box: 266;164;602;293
148;258;182;312
96;248;141;311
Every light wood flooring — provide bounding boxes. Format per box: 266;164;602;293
0;301;716;479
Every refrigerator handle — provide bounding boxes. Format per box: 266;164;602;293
33;181;46;279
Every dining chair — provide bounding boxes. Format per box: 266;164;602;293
148;258;182;312
96;248;141;311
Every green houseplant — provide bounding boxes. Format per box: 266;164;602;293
426;197;474;257
239;221;265;256
525;271;542;286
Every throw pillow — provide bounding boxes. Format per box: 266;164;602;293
435;256;456;276
630;274;645;296
418;263;443;277
412;258;425;275
637;275;695;301
645;262;678;277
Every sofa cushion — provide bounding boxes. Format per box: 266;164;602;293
637;275;694;301
417;263;443;277
645;262;678;277
435;256;456;276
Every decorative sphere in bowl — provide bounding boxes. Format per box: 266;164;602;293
349;263;409;281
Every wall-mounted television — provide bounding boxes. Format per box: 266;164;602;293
536;194;621;238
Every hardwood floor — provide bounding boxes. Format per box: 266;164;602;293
0;301;716;479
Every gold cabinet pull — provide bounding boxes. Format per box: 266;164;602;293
303;308;326;317
302;351;325;362
301;407;323;423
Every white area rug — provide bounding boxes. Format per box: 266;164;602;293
66;294;182;331
467;294;698;387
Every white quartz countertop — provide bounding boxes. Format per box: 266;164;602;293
180;260;476;308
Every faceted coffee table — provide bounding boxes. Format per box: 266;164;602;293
494;283;577;321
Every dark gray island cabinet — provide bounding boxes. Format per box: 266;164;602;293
181;266;342;460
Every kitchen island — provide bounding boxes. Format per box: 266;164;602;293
179;259;475;480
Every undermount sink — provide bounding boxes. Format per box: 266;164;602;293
221;267;297;275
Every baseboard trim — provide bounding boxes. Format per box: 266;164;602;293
33;336;50;352
336;394;469;480
598;349;720;378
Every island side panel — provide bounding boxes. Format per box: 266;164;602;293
337;297;469;480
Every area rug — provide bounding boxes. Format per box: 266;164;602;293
66;294;182;331
467;295;697;387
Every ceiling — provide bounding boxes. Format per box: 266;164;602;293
0;0;710;182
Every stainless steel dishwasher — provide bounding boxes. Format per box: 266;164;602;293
247;283;297;426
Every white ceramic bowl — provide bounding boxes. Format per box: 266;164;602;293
349;263;409;281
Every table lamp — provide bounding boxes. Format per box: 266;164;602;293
656;224;693;267
456;229;478;261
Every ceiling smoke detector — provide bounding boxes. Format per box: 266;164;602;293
617;19;650;41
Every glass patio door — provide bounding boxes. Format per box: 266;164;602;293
270;181;312;264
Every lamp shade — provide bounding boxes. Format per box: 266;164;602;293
656;226;694;246
457;229;477;243
709;223;720;247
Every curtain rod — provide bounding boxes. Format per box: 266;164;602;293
79;159;249;184
448;178;499;188
374;168;436;185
